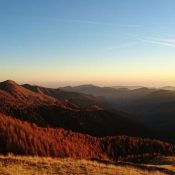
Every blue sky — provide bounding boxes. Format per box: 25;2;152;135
1;0;175;87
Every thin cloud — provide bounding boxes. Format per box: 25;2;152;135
64;19;141;28
31;15;141;28
105;42;138;50
138;38;175;48
149;37;175;44
0;13;141;28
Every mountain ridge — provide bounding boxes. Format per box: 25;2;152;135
0;80;150;138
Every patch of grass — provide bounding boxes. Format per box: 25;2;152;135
0;155;172;175
146;156;175;173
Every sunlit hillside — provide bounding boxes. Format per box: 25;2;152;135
1;155;174;175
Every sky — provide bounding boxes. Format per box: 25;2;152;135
0;0;175;87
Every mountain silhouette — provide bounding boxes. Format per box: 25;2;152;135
22;84;100;108
0;80;150;138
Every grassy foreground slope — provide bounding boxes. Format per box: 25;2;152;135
0;155;174;175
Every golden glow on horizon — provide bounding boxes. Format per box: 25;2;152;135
1;56;175;87
1;69;175;87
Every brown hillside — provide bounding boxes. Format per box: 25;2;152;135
0;80;150;138
22;84;99;108
0;113;174;163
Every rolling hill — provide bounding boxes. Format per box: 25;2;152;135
22;83;100;108
0;80;149;138
0;80;175;174
121;89;175;143
0;113;174;163
62;84;175;143
61;85;156;106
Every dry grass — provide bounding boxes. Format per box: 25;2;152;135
0;155;173;175
146;156;175;174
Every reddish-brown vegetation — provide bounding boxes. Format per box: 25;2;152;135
0;80;150;138
0;80;174;163
0;113;174;163
22;83;100;108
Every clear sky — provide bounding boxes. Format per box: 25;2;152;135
1;0;175;87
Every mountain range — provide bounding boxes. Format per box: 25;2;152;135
0;80;149;137
61;84;175;143
0;80;175;163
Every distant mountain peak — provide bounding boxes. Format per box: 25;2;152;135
0;80;20;92
0;80;44;99
1;80;18;86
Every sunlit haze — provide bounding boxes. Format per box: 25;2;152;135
1;0;175;87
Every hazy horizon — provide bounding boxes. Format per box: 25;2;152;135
1;79;175;89
1;0;175;86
